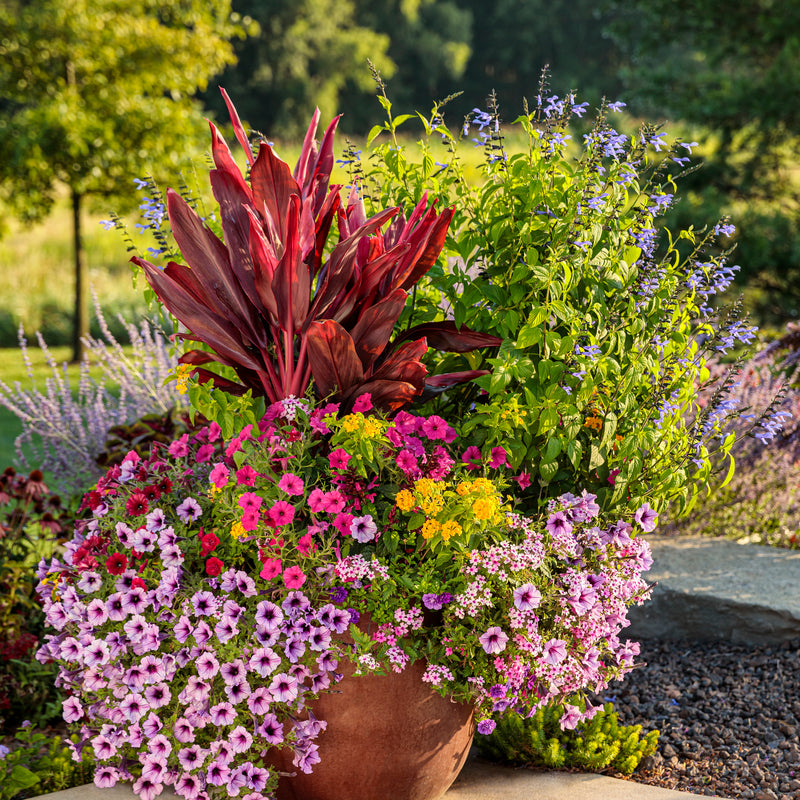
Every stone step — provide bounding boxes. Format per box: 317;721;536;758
627;535;800;644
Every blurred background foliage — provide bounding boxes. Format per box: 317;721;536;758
1;0;799;337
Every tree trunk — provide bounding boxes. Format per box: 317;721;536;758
71;189;87;364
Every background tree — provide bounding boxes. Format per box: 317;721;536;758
202;0;394;139
606;0;800;322
0;0;246;361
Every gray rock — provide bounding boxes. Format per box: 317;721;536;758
626;535;800;644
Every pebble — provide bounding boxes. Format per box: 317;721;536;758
607;638;800;799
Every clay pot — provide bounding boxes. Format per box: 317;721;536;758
270;653;475;800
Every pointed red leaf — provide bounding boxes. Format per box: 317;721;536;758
392;207;454;292
369;338;429;389
348;288;408;371
310;208;399;320
272;194;309;332
134;257;264;373
293;108;321;188
209;121;251;199
247;209;279;322
251;141;301;248
306;319;365;398
220;88;255;167
165;190;261;339
309;114;341;214
396;321;502;352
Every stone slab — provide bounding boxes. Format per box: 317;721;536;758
35;758;721;800
627;535;800;644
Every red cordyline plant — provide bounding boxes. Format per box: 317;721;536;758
133;90;500;411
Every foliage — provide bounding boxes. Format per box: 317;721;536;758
0;0;246;358
0;725;94;800
606;0;800;322
36;395;653;797
201;0;394;138
476;700;658;775
0;467;72;732
359;83;774;518
134;93;500;412
0;304;185;495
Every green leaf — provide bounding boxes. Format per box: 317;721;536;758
542;436;562;464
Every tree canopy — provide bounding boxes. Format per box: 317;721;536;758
0;0;245;359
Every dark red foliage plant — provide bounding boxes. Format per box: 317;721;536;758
133;90;500;412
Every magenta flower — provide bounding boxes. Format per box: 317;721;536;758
478;626;509;654
236;465;259;486
168;435;189;458
488;446;508;468
196;443;216;462
395;449;418;474
515;471;532;489
209;463;230;489
352;393;373;413
278;473;305;495
321;490;345;513
283;565;307;589
260;558;282;581
476;719;496;735
132;775;162;800
421;414;452;441
238;492;262;512
62;696;84;723
461;445;482;470
329;449;351;470
269;500;295;526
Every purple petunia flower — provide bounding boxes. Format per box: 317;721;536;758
176;497;203;523
513;583;542;612
478;626;509;655
268;672;299;703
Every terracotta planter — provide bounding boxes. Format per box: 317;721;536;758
269;654;475;800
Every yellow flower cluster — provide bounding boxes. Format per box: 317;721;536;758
175;363;193;396
395;489;415;512
584;415;603;432
230;520;246;539
340;413;385;438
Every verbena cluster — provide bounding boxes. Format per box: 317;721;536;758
36;394;654;799
360;78;779;518
0;302;185;494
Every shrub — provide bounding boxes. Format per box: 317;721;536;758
476;700;658;776
359;77;780;519
0;724;94;800
0;467;71;732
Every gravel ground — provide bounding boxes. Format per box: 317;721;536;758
610;637;800;799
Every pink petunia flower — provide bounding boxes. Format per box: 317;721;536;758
235;464;259;486
238;492;262;512
278;473;304;496
461;445;482;470
352;393;373;413
260;558;282;581
514;471;532;490
329;449;351;470
268;501;295;526
296;533;316;556
478;626;509;654
283;566;307;589
209;463;230;489
308;488;326;513
488;446;508;468
195;443;216;463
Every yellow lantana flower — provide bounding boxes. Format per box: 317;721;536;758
414;478;436;497
421;518;441;539
395;489;415;512
230;520;246;539
441;520;462;541
472;497;498;520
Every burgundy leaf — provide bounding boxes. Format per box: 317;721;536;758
220;87;254;167
209;121;251;200
348;288;408;371
339;378;421;413
251;141;301;249
369;338;429;390
306;319;365;397
134;257;263;373
425;370;491;388
293;108;321;189
391;207;455;292
396;321;503;352
165;190;261;341
272;194;309;332
310;208;399;320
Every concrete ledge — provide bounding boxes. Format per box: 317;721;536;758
627;534;800;644
37;757;719;800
